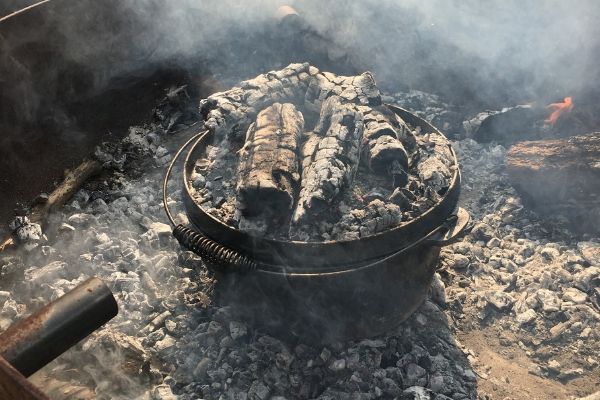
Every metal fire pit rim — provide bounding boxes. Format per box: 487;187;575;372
181;104;462;268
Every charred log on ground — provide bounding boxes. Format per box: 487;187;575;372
506;132;600;233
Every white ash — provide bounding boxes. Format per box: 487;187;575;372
331;199;402;241
3;84;598;398
92;86;197;173
192;64;455;242
8;215;45;252
1;104;473;400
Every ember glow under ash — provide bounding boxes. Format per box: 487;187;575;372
545;96;574;125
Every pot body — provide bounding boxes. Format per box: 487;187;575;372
214;242;441;343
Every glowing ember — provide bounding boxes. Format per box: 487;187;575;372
545;96;573;125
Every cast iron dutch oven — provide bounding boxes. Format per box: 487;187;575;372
164;104;470;343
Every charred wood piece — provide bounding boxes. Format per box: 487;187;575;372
361;107;414;174
506;132;600;233
293;96;364;224
236;103;304;217
417;156;451;194
414;132;454;194
366;135;409;174
200;63;316;140
304;71;381;114
463;104;544;144
0;158;102;253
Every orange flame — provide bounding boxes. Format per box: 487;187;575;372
545;96;573;125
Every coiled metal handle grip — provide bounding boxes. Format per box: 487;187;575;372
173;224;257;273
163;130;258;273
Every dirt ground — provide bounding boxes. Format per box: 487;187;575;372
459;329;599;399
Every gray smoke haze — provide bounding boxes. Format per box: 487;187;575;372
2;0;599;234
1;1;599;397
298;0;600;105
62;0;600;104
2;0;599;121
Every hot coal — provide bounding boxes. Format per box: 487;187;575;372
8;216;44;252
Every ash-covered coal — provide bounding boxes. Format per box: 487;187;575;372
190;63;456;241
443;138;600;398
3;79;600;399
0;96;476;399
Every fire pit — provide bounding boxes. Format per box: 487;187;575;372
164;64;470;342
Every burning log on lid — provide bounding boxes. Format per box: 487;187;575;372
292;96;364;224
416;133;454;194
236;103;304;217
362;107;415;181
199;63;316;140
192;64;455;241
304;71;381;115
367;135;408;173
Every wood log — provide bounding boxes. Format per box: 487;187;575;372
361;108;413;175
293;96;364;224
200;63;316;140
506;133;600;234
29;159;102;224
236;103;304;217
506;133;600;204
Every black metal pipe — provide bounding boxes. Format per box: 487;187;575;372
0;277;118;377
